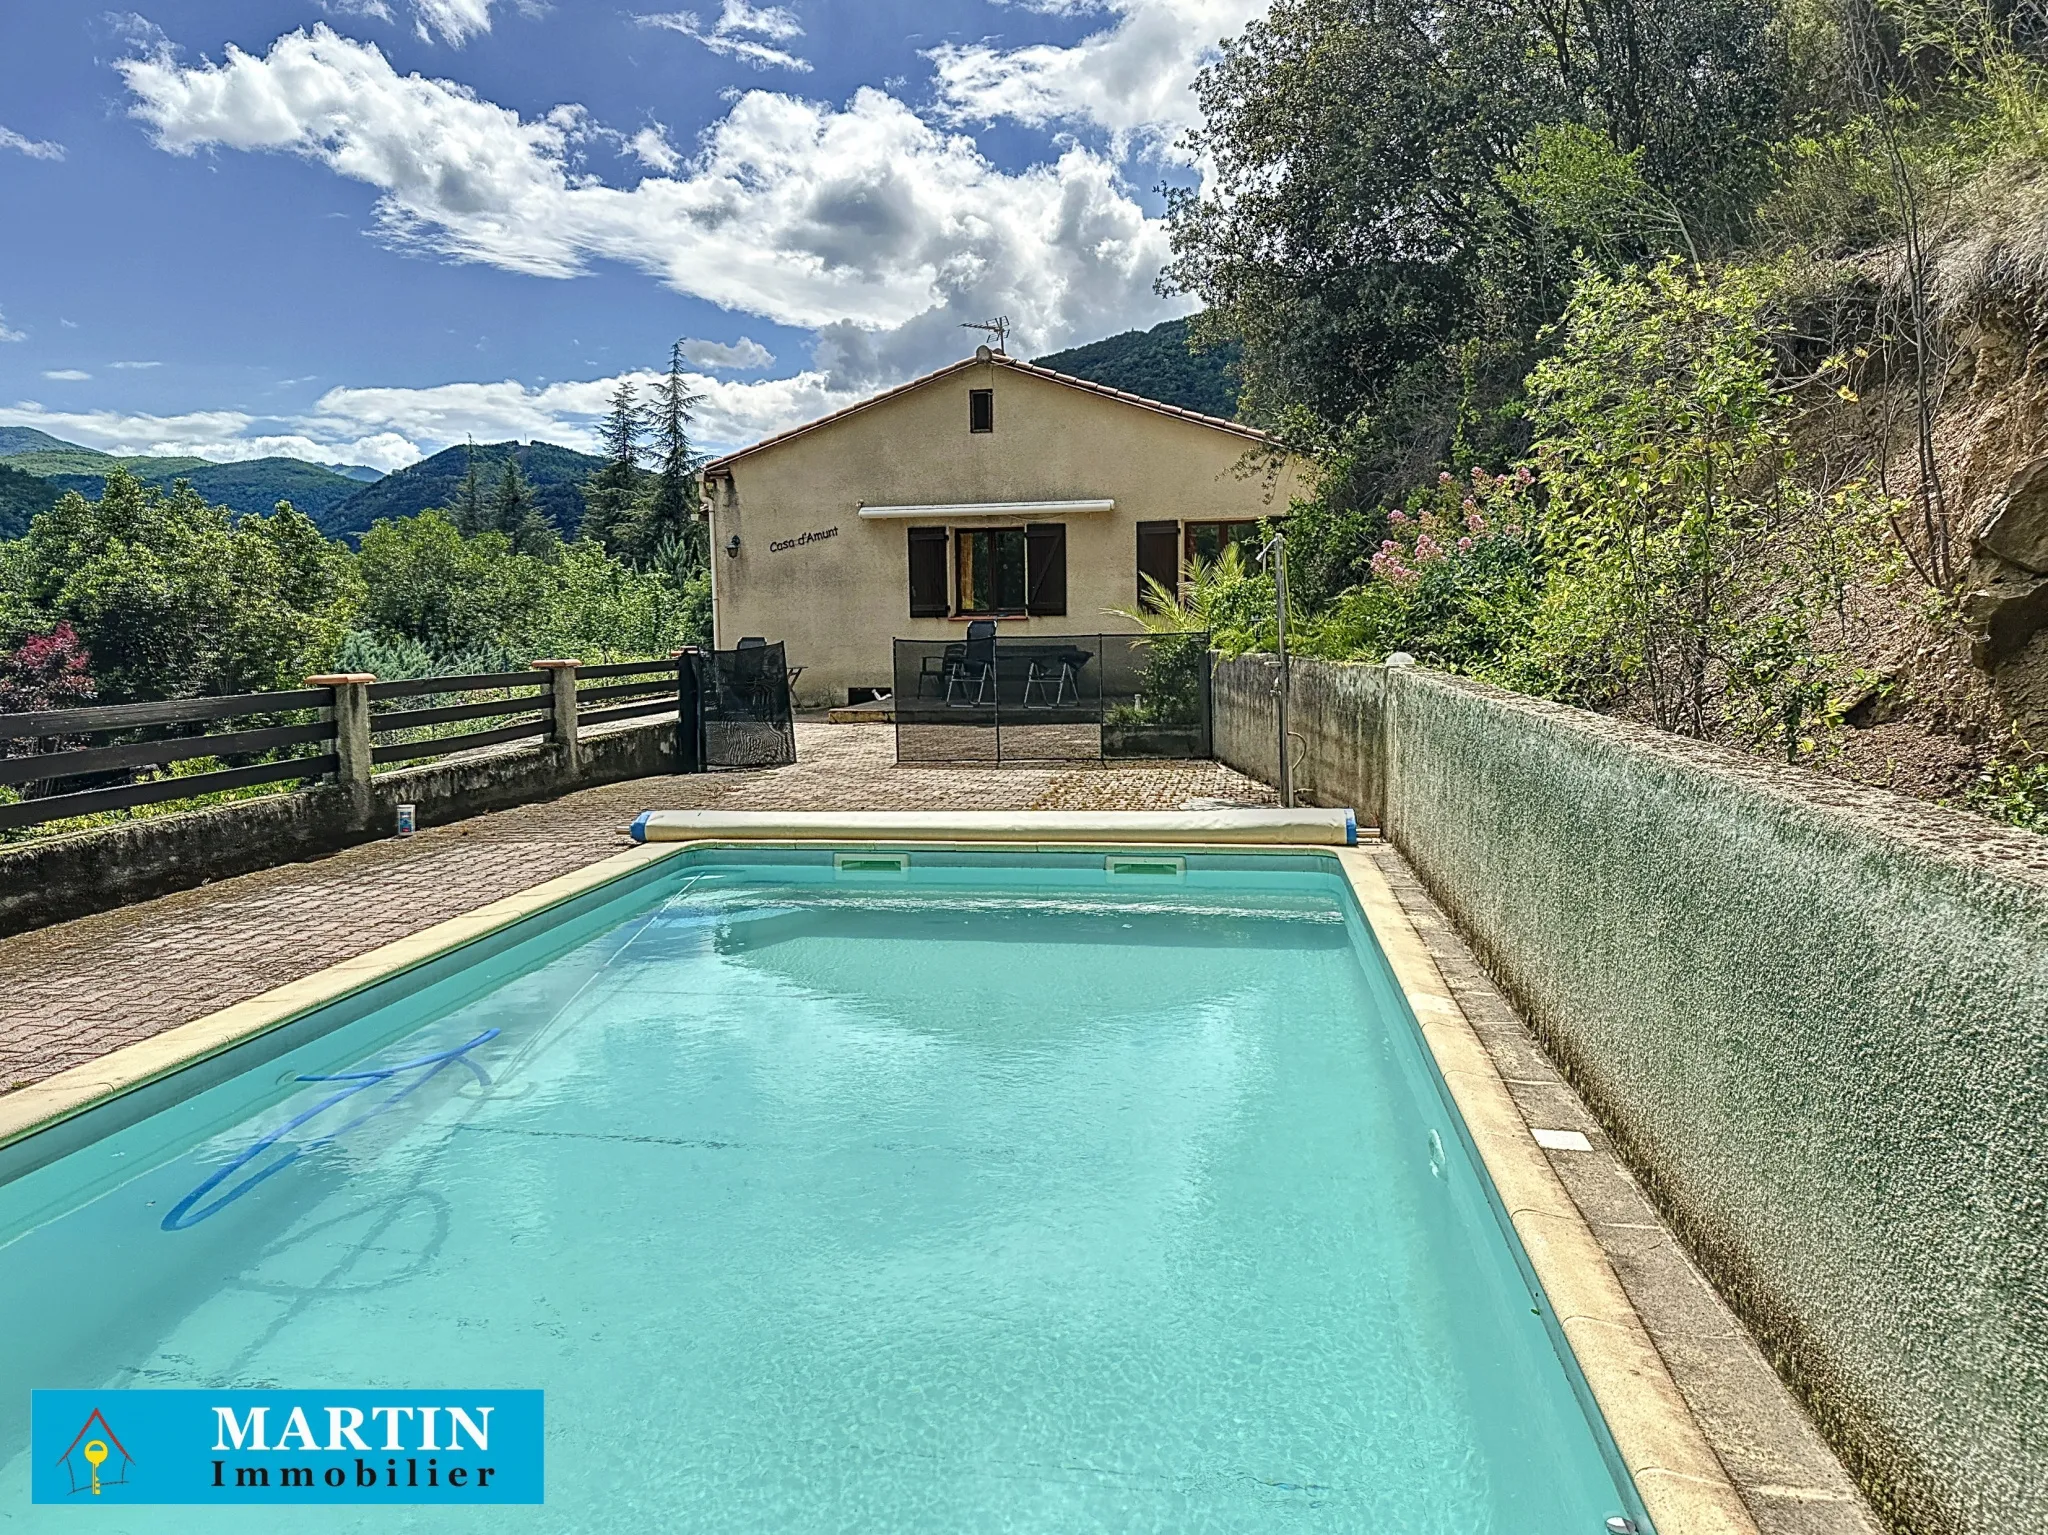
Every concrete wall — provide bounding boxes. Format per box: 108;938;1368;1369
1212;655;2048;1535
0;719;677;940
1210;652;1388;826
708;359;1306;707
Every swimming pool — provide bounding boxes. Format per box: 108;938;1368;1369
0;846;1650;1532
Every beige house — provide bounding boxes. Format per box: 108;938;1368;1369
701;348;1305;707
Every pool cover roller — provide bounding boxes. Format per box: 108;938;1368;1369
630;808;1359;846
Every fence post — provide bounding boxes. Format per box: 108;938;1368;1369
308;672;376;827
531;660;582;779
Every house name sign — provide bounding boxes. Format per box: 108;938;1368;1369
768;526;838;554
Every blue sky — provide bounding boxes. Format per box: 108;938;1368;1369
0;0;1260;470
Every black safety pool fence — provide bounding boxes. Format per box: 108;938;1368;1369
891;631;1212;765
679;642;798;771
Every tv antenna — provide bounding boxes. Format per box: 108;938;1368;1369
961;316;1012;354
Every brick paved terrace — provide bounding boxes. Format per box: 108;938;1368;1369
0;723;1274;1094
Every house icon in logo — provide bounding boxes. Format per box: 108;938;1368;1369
55;1409;133;1496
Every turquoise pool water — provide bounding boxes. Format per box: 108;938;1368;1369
0;850;1646;1532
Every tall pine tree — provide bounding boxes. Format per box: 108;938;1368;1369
450;440;489;536
492;458;559;559
580;379;645;550
628;341;705;567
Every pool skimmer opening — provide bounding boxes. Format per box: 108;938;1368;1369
1105;855;1186;879
834;852;910;877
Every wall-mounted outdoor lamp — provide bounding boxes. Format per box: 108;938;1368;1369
725;534;742;559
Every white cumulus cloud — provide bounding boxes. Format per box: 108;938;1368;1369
928;0;1264;154
42;370;92;382
0;311;23;344
628;123;680;172
307;367;853;455
636;2;810;73
679;336;774;370
117;25;1186;384
0;362;863;477
0;124;65;160
412;0;498;44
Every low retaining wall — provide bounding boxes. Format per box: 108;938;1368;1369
0;719;677;939
1213;655;2048;1535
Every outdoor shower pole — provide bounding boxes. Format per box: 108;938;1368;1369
1267;530;1295;809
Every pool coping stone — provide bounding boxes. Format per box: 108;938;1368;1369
0;840;687;1154
1335;845;1759;1535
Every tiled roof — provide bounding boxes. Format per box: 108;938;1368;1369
701;351;1276;477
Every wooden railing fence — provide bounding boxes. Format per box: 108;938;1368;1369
0;657;685;835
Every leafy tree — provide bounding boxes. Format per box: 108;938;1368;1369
3;471;361;700
581;379;647;550
1521;257;1886;748
356;511;550;658
1165;0;1787;604
354;510;695;663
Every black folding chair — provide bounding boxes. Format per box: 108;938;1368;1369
918;644;963;698
1023;647;1086;709
945;620;998;707
723;641;778;713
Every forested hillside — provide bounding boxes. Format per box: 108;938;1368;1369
0;434;376;522
323;441;600;538
1033;317;1240;418
0;465;60;541
1155;0;2048;833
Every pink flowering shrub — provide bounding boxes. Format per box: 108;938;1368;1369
1313;465;1541;672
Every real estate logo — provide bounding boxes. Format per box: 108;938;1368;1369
31;1390;543;1505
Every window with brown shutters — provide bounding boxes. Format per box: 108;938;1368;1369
1136;520;1180;609
1024;524;1067;616
907;526;949;617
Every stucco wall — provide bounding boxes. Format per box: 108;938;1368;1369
1212;655;2048;1535
708;360;1305;707
0;719;677;939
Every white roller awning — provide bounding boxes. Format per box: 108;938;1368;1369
855;499;1114;520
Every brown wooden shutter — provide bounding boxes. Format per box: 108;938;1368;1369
1025;524;1067;616
1136;521;1180;609
908;526;949;617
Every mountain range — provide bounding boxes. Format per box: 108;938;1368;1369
0;427;606;541
0;427;383;528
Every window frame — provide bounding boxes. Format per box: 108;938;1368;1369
968;388;995;434
954;524;1030;616
1183;519;1263;567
